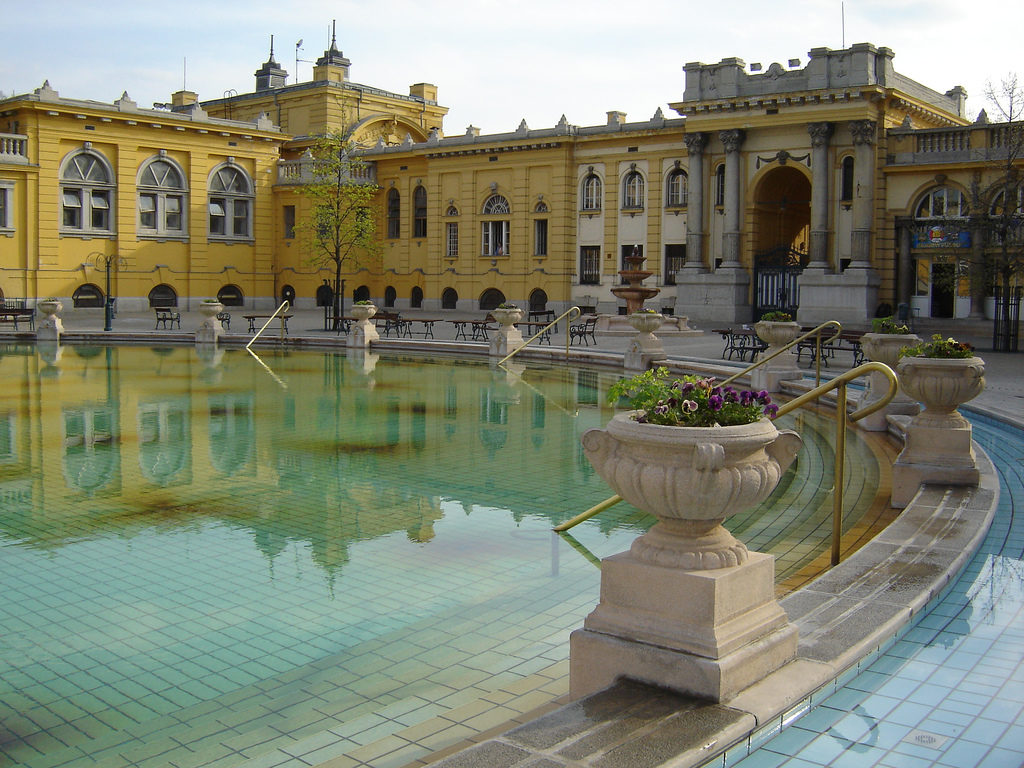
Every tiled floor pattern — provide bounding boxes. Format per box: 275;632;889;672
0;349;900;768
718;411;1024;768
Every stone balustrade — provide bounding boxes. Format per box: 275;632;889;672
277;157;376;186
0;133;29;164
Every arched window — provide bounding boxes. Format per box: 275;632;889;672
581;173;602;211
666;168;688;207
411;286;424;308
387;188;401;238
481;194;510;256
217;284;244;306
989;186;1024;217
353;285;371;302
413;185;427;238
622;170;645;210
479;288;505;310
72;283;105;308
840;156;855;202
208;164;253;240
148;284;178;308
714;164;725;207
534;201;548;257
529;289;548;313
441;287;459;310
138;157;187;237
915;186;969;220
60;149;115;234
446;204;460;258
384;286;397;307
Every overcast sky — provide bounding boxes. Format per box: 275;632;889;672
2;0;1022;136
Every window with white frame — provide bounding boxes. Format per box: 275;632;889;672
446;204;459;258
138;157;187;238
481;194;510;256
0;181;12;233
60;150;115;235
579;246;601;285
666;168;688;207
581;173;602;211
622;169;645;210
208;164;253;240
714;164;725;207
915;186;969;219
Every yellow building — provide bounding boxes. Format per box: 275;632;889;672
2;40;1020;325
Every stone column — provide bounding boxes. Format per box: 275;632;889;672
897;222;914;308
683;132;707;271
849;120;876;268
807;122;833;269
720;129;745;268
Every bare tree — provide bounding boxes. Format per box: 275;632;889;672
970;75;1024;350
298;130;379;329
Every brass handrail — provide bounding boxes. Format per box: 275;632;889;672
719;320;843;390
245;300;291;350
554;360;899;569
497;306;582;365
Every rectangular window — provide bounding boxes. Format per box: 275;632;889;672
232;199;249;237
90;191;110;230
664;244;686;285
481;221;509;256
166;195;182;231
209;199;226;235
580;246;601;285
63;189;82;228
534;219;548;256
0;183;11;231
283;205;295;239
446;222;459;258
139;194;157;229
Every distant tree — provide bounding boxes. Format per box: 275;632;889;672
298;130;379;329
968;75;1024;349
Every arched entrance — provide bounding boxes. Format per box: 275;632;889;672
752;166;812;319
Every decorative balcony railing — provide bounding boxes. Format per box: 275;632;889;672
276;157;376;186
889;122;1024;165
0;133;29;165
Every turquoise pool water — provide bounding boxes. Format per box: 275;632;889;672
0;346;886;768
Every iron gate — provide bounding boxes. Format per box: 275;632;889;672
993;285;1022;352
754;246;806;320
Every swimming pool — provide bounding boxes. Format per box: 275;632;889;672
0;346;891;768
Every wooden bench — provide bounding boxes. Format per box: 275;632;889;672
569;316;597;346
154;308;180;329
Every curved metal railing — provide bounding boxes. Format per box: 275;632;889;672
497;306;582;366
245;300;291;350
719;320;842;390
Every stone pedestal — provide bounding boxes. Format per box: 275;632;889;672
35;300;63;343
347;305;379;349
750;321;802;394
624;313;666;371
858;333;920;432
570;551;797;702
796;268;881;326
489;309;525;358
673;269;751;326
196;301;224;345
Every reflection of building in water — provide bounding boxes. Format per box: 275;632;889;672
0;347;623;575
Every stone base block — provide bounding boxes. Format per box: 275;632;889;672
570;550;798;702
750;365;802;394
797;267;880;326
674;270;751;326
891;460;980;508
347;321;379;348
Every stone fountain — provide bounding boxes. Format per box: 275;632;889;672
593;248;700;336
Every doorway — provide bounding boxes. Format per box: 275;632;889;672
931;263;955;318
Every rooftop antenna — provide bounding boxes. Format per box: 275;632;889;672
182;57;187;91
841;2;846;48
295;38;303;82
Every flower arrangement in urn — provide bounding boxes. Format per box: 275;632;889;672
899;333;974;359
871;315;912;334
607;367;779;427
353;299;374;306
758;310;793;322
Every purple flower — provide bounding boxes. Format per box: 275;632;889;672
764;404;779;418
682;399;698;413
708;395;724;411
681;381;695;394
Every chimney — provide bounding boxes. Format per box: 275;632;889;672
171;90;198;108
255;35;288;91
607;111;626;126
313;21;351;83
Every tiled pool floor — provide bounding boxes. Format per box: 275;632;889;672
725;411;1024;768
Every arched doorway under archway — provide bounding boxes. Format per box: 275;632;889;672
441;288;458;310
479;289;505;311
752;166;812;319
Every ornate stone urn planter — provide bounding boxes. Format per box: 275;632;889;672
751;320;801;392
489;306;524;358
858;331;921;430
571;412;802;702
891;354;986;507
348;303;379;348
35;299;64;341
624;312;665;371
196;300;225;344
582;414;801;569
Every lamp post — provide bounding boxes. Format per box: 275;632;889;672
92;253;125;332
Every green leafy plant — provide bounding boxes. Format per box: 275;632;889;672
634;307;658;314
871;316;911;334
496;302;519;310
899;333;975;359
607;367;778;427
759;311;793;322
202;298;220;303
353;299;374;306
